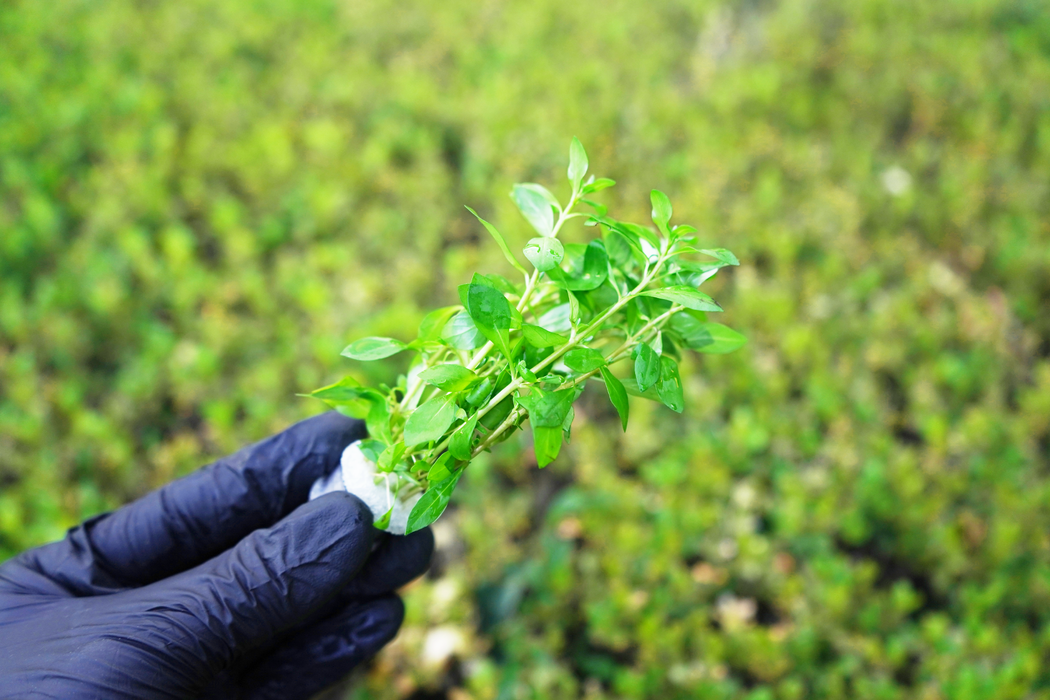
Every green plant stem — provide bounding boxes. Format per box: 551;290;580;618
470;406;526;457
397;346;448;411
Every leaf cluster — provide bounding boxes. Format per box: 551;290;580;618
310;139;745;532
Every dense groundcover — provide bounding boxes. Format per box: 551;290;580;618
3;0;1050;697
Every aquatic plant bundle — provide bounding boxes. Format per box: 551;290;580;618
307;139;746;534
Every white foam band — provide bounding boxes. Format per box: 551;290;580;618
308;441;422;535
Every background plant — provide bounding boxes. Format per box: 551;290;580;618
312;139;744;532
2;0;1050;698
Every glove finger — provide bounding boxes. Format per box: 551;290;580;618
192;526;433;682
240;595;404;700
339;527;434;598
130;492;375;672
75;412;363;590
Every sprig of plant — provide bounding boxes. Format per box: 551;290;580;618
308;139;746;533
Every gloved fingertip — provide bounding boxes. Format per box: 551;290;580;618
339;527;434;598
278;491;376;573
241;596;405;700
354;595;405;650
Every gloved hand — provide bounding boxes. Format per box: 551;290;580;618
0;412;433;700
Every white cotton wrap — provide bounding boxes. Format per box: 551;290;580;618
309;441;422;535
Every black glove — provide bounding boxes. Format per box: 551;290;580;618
0;412;433;699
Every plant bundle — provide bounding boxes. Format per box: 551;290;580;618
307;139;746;534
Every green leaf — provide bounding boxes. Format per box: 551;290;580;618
562;405;575;441
641;286;723;312
538;303;573;333
567;291;582;325
442;310;484;349
515;388;576;428
621;377;661;401
656;356;684;413
604;229;639;267
377;442;408;472
417;306;460;343
674;260;725;286
473;273;520;296
426;451;455;483
308;375;362;401
467;278;513;330
479;394;514;431
613;220;661;249
522;323;568;348
313;383;382;419
511;183;556;237
356;440;386;464
465;206;527;274
404;393;457;446
582;177;615;194
563;347;606;373
406;470;463;534
650;189;672;234
568;137;588;188
480;326;513;360
341;337;408;361
449;414;478;461
582;198;608;218
365;396;392;443
650;330;663;357
465;376;494;406
418;364;479;391
523;237;565;272
668;312;705;346
700;248;740;266
634;343;660;392
599;366;629;431
533;425;563;468
522;182;561;207
556;240;609;291
679;321;747;354
374;506;394;530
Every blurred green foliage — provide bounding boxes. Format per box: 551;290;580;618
3;0;1050;698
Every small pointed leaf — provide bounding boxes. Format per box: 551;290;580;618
404;393;457;446
641;286;722;312
418;365;479;391
599;366;630;431
522;323;570;348
563;347;606;373
341;337;408;361
449;414;479;461
634;343;661;392
465;206;528;273
655;356;684;413
533;426;563;468
406;470;462;534
568;137;588;187
511;183;556;237
650;189;672;234
523;237;565;272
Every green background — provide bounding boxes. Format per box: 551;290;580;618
3;0;1050;698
